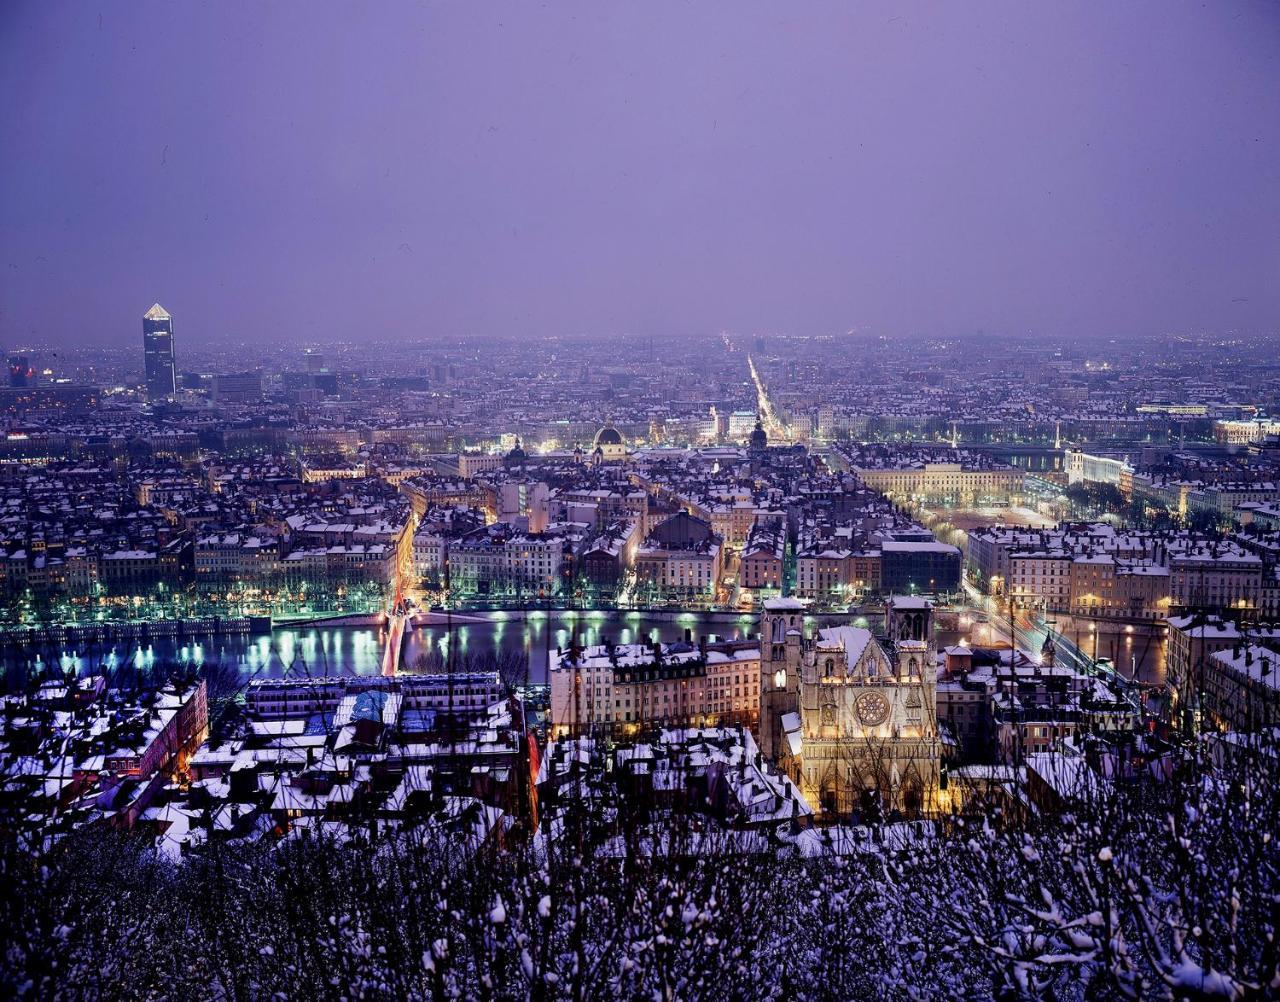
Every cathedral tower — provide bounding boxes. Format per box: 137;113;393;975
759;597;807;760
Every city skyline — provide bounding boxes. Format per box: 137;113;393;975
3;1;1279;346
2;8;1279;998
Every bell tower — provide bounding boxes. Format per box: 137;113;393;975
759;597;807;759
886;595;934;651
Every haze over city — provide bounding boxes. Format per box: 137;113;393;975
4;6;1280;1001
3;0;1279;347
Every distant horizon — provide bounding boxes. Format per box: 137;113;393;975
3;2;1279;347
8;322;1280;356
8;319;1278;356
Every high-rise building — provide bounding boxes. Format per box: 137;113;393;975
7;353;34;388
212;371;263;403
142;303;176;400
303;348;326;373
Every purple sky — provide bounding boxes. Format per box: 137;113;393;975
2;2;1278;346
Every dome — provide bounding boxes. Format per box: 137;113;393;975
505;437;527;464
594;425;624;448
749;419;768;452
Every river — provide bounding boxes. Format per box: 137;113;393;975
8;606;1163;690
4;609;830;686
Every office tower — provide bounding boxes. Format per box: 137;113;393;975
303;348;325;373
142;303;177;400
7;353;34;388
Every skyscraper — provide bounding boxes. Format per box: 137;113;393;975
142;303;176;400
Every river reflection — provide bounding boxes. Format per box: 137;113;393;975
4;609;1163;688
5;610;798;685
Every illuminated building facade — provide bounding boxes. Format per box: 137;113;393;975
549;639;761;736
761;596;939;815
1214;419;1280;446
853;462;1025;504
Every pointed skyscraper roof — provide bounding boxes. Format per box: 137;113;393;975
143;303;171;321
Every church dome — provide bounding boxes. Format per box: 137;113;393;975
749;419;768;452
594;425;624;448
505;437;527;464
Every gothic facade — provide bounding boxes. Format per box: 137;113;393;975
759;596;940;817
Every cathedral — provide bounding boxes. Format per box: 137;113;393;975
758;596;940;817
